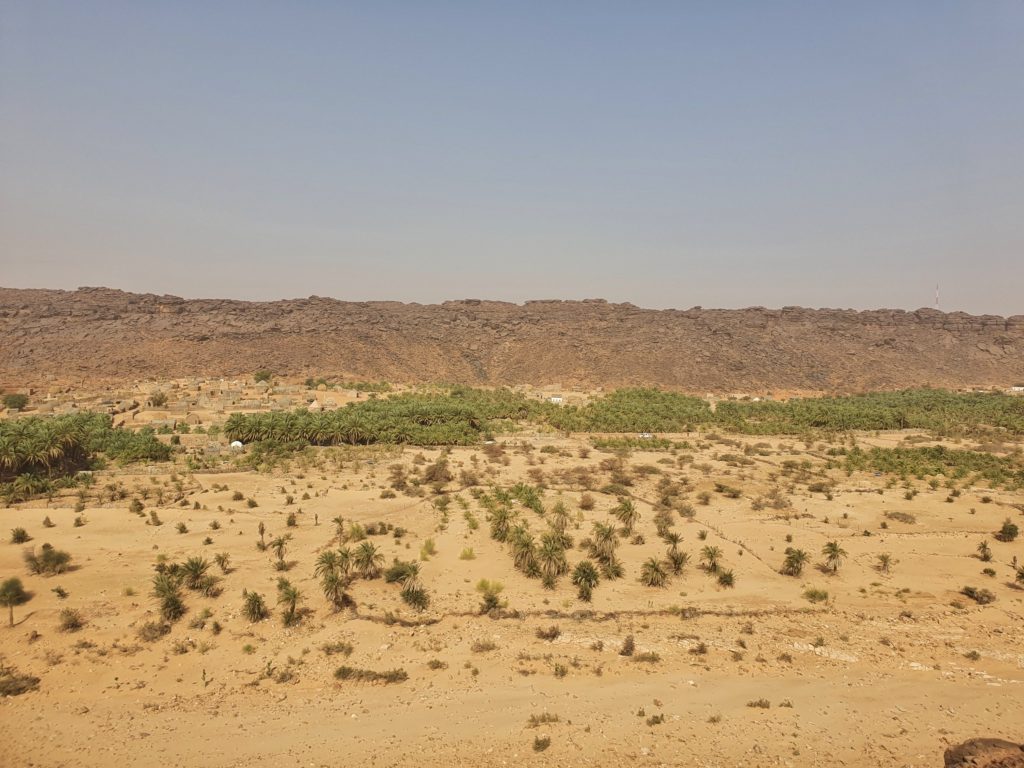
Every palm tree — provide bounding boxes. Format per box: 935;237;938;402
700;545;722;573
320;569;353;611
640;557;668;587
0;577;30;626
613;499;639;535
876;553;893;573
666;548;689;575
537;533;569;588
571;560;600;602
269;534;292;569
822;541;847;573
662;531;682;551
489;506;515;543
781;548;809;576
353;541;383;579
977;540;992;562
241;590;268;622
152;573;185;622
317;549;354;610
276;580;302;626
590;522;618;562
510;528;538;575
182;556;211;590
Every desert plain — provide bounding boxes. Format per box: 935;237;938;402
0;380;1022;768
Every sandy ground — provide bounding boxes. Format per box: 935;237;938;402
1;421;1022;767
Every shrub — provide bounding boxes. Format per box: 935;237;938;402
471;639;497;653
3;393;29;411
24;544;72;575
137;621;171;641
321;641;354;657
803;588;829;604
619;634;635;657
333;666;408;684
532;735;551;752
746;698;770;708
961;586;995;605
994;518;1019;542
58;608;84;632
535;625;561;642
10;528;30;544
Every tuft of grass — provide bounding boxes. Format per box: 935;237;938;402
471;639;498;653
746;698;771;709
532;735;551;752
321;641;354;657
527;712;560;728
535;625;561;642
633;651;661;663
803;588;829;604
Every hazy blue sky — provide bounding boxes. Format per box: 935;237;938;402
2;1;1022;314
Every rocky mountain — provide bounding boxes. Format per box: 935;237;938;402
1;286;1021;392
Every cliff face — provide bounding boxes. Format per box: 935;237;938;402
1;287;1021;392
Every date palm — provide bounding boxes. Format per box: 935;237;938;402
182;556;211;590
666;548;689;575
537;533;569;588
876;552;893;573
640;557;668;587
269;534;292;568
613;499;640;535
353;541;383;579
781;548;809;576
590;522;618;562
700;545;722;573
571;560;600;602
822;541;847;573
276;579;302;626
241;590;269;622
152;573;185;622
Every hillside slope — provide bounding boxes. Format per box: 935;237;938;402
1;287;1021;391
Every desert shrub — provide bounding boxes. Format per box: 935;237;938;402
58;608;84;632
746;698;771;708
803;588;829;603
535;625;561;642
994;518;1019;542
10;528;30;544
137;621;171;641
333;666;408;684
24;544;72;575
321;641;354;657
885;511;916;524
471;639;498;653
961;586;995;605
619;634;635;657
3;393;29;411
532;735;551;752
634;651;660;663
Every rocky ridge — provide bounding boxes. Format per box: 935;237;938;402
1;286;1022;391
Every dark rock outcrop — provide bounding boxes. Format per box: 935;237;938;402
945;739;1024;768
1;287;1022;391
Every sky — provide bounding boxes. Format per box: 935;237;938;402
1;1;1022;315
